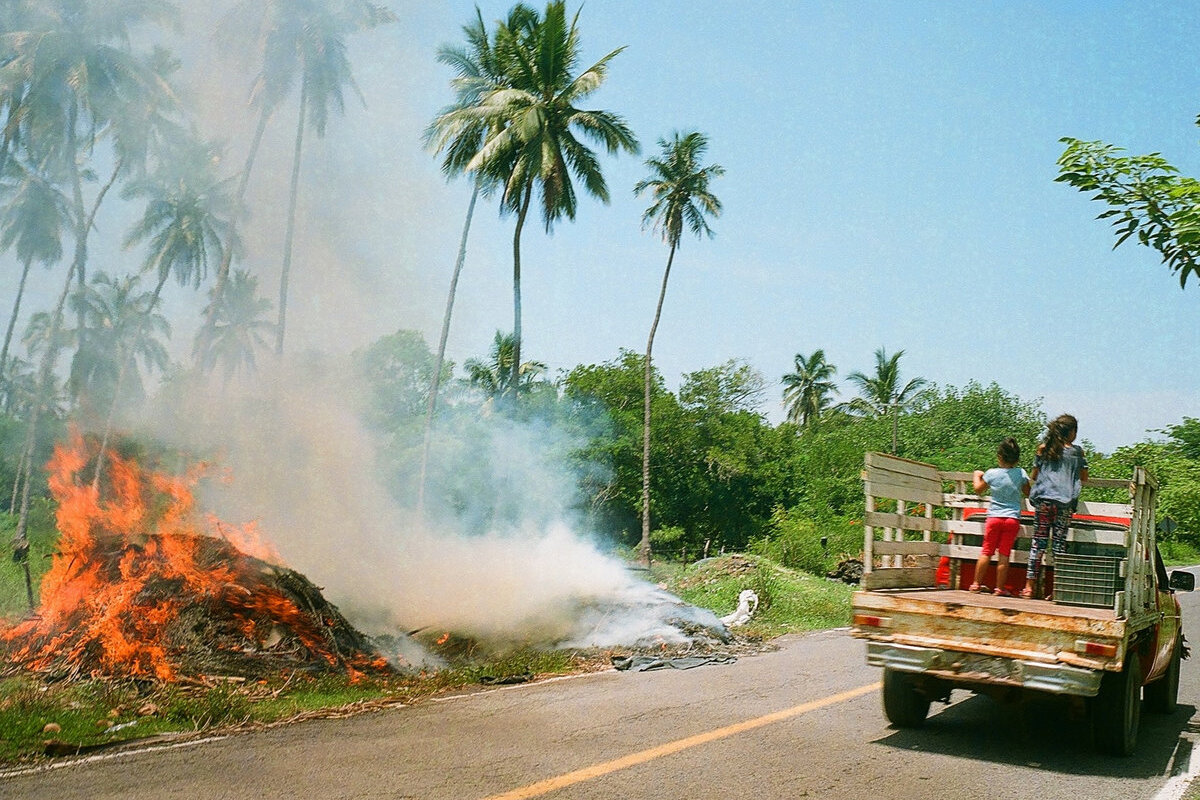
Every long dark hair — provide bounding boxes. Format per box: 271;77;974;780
1042;414;1078;461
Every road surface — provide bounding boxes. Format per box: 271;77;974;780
4;571;1200;800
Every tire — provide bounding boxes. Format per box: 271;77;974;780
882;668;931;728
1145;641;1181;715
1093;656;1142;756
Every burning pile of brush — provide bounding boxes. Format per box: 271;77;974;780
1;431;390;682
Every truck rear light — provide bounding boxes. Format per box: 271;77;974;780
853;614;892;629
1075;640;1117;658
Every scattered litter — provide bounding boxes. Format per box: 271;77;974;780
611;655;737;672
720;590;759;627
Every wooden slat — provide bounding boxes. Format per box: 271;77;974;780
865;511;938;533
866;452;940;482
1075;500;1133;518
862;567;939;590
944;544;1032;565
941;470;1130;491
865;479;944;507
866;513;1128;548
872;540;942;556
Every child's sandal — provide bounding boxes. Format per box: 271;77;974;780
1019;587;1034;599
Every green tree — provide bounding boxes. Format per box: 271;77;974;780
463;330;546;407
782;349;838;430
843;347;930;454
1161;417;1200;461
121;134;239;306
193;269;274;385
1;0;179;593
0;162;68;380
1057;133;1200;288
440;1;638;397
900;381;1044;471
633;130;723;563
419;7;517;512
222;0;394;356
66;272;169;420
680;359;764;417
67;271;170;487
354;329;447;428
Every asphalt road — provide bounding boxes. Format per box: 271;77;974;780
5;572;1200;800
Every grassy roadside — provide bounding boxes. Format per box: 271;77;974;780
0;552;853;767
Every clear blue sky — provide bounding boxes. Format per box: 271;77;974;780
374;0;1200;453
8;1;1200;453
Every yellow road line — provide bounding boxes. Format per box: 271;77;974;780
479;681;880;800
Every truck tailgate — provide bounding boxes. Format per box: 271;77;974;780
852;588;1127;673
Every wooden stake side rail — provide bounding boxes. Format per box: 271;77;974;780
862;452;1139;593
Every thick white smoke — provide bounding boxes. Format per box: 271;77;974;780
142;360;724;652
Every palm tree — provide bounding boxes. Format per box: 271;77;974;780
67;271;169;486
438;1;638;399
633;130;723;564
220;0;394;356
2;0;178;598
418;7;514;513
121;134;239;306
67;272;169;419
463;330;546;407
782;349;838;429
194;268;274;385
843;347;931;454
0;162;68;380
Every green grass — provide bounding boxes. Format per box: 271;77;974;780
654;553;856;638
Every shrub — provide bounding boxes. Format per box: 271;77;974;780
749;508;863;577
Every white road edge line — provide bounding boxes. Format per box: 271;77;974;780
1151;733;1200;800
0;735;229;781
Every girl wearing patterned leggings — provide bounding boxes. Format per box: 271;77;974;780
1022;415;1089;599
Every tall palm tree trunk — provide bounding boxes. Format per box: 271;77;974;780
11;126;115;609
12;240;81;610
640;242;677;565
508;184;533;403
275;81;309;357
418;181;479;515
891;403;899;454
203;106;271;338
0;258;33;377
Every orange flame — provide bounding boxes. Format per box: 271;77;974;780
1;429;378;682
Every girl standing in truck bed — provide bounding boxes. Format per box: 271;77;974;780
1022;414;1089;599
969;437;1030;596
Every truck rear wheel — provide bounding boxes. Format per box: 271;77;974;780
1144;641;1181;715
882;668;930;728
1093;656;1142;756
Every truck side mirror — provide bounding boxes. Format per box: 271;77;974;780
1169;571;1195;592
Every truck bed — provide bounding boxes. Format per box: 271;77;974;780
869;586;1116;622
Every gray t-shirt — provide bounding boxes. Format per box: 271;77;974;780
1029;444;1088;504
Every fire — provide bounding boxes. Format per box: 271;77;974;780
435;632;451;646
1;430;386;682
